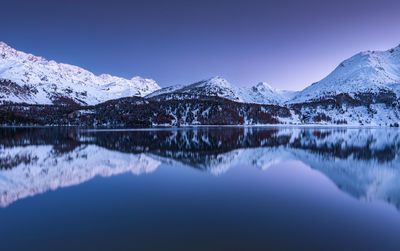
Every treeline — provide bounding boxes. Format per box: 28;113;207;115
0;96;292;127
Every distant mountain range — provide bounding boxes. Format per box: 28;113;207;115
146;76;295;105
1;41;400;126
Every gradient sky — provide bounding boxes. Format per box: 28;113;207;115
2;0;400;90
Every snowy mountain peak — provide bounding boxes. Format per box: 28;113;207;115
175;76;242;101
197;76;233;88
0;42;161;105
241;81;293;105
290;44;400;103
253;82;275;92
0;41;10;49
147;76;292;105
0;42;46;63
0;41;14;51
209;76;224;81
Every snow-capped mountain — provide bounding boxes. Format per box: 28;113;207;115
0;42;161;105
283;44;400;126
244;82;296;104
136;43;400;108
147;76;293;105
147;77;241;101
291;44;400;103
2;41;400;126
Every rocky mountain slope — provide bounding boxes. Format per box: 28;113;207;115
0;42;161;105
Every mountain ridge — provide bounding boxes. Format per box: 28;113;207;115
1;42;400;126
147;76;294;105
0;42;161;105
291;44;400;103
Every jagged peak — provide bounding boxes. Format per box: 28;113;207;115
209;76;224;80
0;41;47;62
207;76;228;83
0;41;18;55
254;82;274;90
131;76;154;82
192;76;232;89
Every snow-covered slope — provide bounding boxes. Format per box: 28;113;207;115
0;42;161;105
291;44;400;103
145;84;185;98
147;76;292;105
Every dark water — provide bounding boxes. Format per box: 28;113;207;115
1;127;400;251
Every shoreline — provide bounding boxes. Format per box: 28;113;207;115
0;124;398;131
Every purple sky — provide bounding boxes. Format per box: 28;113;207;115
2;0;400;90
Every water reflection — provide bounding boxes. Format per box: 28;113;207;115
1;127;400;209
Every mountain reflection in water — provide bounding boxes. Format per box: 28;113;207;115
0;127;400;209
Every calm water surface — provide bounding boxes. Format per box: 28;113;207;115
0;127;400;250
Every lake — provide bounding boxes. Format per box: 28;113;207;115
0;127;400;250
